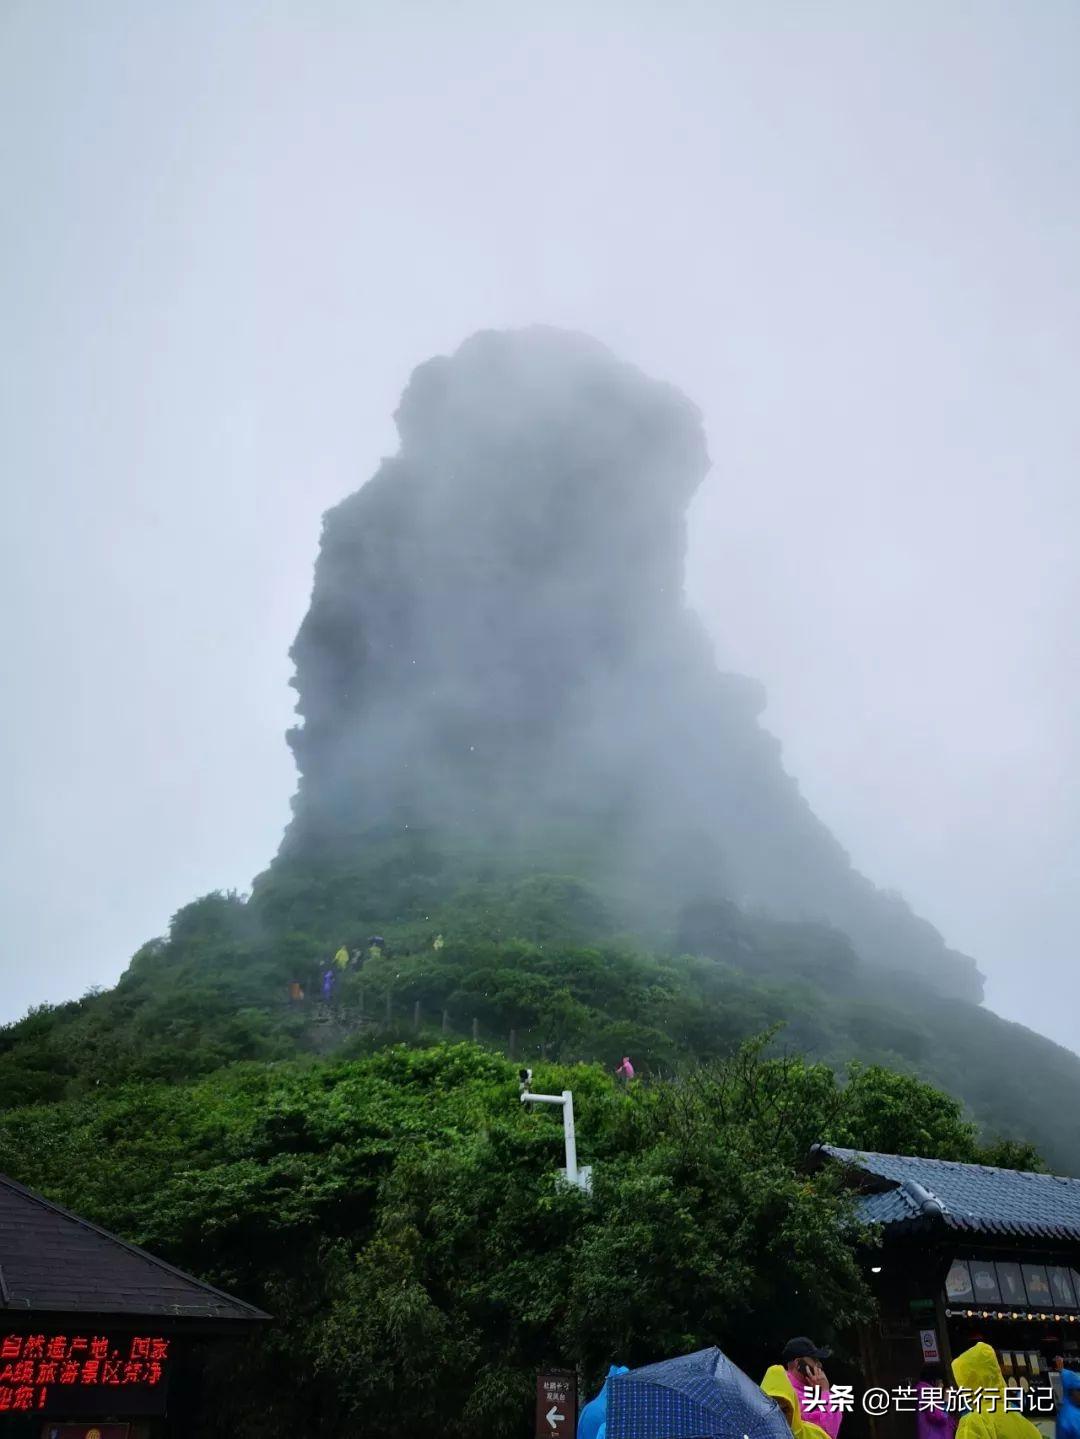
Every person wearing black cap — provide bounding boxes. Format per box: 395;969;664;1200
784;1338;842;1439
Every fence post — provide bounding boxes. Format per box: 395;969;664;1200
413;1000;421;1030
441;1009;449;1034
472;1016;479;1042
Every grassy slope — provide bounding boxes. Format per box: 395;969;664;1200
1;850;1075;1170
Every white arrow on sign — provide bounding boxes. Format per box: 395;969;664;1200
546;1405;565;1429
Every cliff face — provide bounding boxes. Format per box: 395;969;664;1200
280;326;982;1002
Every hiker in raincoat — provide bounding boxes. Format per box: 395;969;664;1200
333;945;350;972
577;1364;628;1439
780;1338;843;1439
322;969;335;1001
917;1364;959;1439
761;1363;832;1439
952;1342;1042;1439
1054;1359;1080;1439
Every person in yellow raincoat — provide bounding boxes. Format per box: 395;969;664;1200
952;1343;1042;1439
333;945;349;972
762;1364;833;1439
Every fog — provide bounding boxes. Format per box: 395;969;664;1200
1;2;1077;1046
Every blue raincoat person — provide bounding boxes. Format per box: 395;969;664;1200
578;1365;628;1439
1057;1364;1080;1439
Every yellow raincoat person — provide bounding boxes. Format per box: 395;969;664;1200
762;1366;833;1439
952;1343;1042;1439
333;946;349;972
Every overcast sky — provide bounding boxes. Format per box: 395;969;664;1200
2;1;1077;1052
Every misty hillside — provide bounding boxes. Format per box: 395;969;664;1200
4;327;1080;1174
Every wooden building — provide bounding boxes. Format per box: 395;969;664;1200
813;1146;1080;1439
0;1172;268;1439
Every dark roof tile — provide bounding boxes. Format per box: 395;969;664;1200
0;1173;269;1322
818;1145;1080;1241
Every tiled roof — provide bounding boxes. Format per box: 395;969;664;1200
817;1145;1080;1242
0;1173;269;1321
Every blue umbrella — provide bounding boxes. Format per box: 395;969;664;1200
604;1346;793;1439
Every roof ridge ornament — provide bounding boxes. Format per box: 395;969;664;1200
900;1177;946;1216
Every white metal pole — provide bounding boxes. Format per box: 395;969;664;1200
521;1089;584;1189
561;1089;578;1185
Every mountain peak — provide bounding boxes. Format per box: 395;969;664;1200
280;328;981;1003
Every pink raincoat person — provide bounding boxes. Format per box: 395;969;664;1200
615;1056;635;1080
783;1338;843;1439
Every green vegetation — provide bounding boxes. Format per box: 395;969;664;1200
0;850;1068;1167
0;842;1057;1437
0;1038;1018;1439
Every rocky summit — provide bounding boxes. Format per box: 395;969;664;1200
278;326;981;1003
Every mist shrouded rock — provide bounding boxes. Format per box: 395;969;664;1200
278;326;981;1002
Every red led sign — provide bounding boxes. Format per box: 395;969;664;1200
0;1336;169;1415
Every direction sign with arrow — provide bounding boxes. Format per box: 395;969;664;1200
535;1370;576;1439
